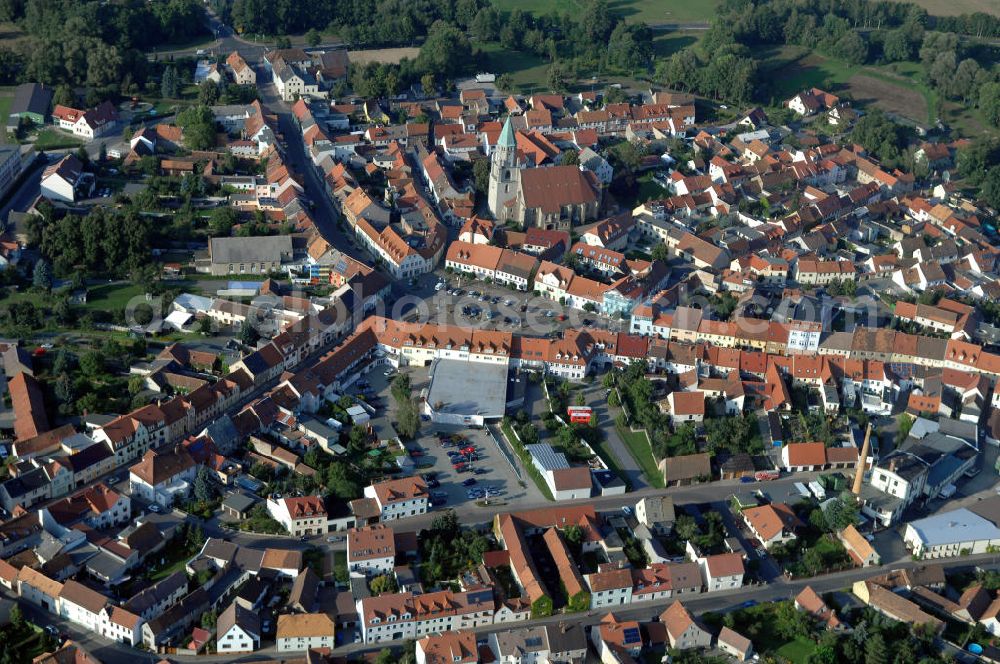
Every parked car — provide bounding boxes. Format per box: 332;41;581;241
327;535;345;542
462;478;477;486
473;468;489;475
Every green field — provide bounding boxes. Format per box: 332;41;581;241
477;43;551;93
758;46;940;125
615;422;665;488
491;0;720;24
32;128;83;150
652;30;702;58
0;87;14;143
82;283;148;312
775;637;817;664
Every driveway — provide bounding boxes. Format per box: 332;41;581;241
581;382;647;490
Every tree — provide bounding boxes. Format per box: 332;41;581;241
9;604;24;629
193;465;216;503
198;80;220;105
161;65;178;98
32;258;52;291
417;22;472;79
473;157;491;194
375;649;394;664
397;398;421;439
176;105;218;151
239;319;259;346
471;6;501;42
495;73;514;93
952;58;981;102
200;609;217;629
981;166;1000;209
370;573;399;595
208;206;238;236
347;425;369;455
561;149;579;166
275;35;291;49
882;29;913;62
656;48;699;91
80;350;105;377
651;242;669;263
833;31;868;64
546;60;572;93
326;461;361;499
563;524;583;549
53;84;74;108
773;600;811;640
187;522;206;549
824;497;859;532
306;28;321;47
982;83;1000;129
53;348;72;375
851;109;907;168
865;633;888;664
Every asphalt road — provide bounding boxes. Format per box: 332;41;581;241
0;153;45;221
148;10;343;61
20;549;1000;664
581;381;648;490
255;65;355;259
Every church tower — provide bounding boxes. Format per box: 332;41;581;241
487;114;518;220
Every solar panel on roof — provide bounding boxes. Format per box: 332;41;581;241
622;628;641;644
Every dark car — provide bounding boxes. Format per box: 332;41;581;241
473;468;489;475
462;478;477;486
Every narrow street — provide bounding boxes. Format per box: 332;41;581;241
255;64;355;256
581;382;647;490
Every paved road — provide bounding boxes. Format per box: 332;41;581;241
255;65;355;259
581;382;647;490
149;9;344;62
22;548;1000;664
0;152;45;221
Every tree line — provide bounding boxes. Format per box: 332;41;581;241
0;0;207;90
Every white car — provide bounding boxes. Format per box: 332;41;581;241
148;504;161;513
435;282;445;291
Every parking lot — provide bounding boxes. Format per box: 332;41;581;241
392;271;628;337
382;365;548;512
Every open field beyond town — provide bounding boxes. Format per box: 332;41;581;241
887;0;1000;16
347;47;421;65
758;46;940;125
492;0;721;24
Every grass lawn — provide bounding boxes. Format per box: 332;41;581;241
492;0;720;23
0;87;14;143
148;544;195;581
32;128;83;150
775;637;817;664
757;46;939;125
477;43;549;94
652;30;702;58
82;283;147;312
615;422;665;488
500;421;554;501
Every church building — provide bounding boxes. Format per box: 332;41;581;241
487;115;601;230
